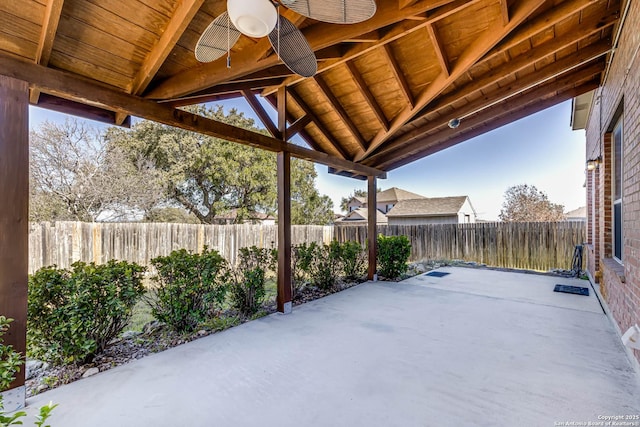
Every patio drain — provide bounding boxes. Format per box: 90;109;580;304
553;284;590;296
425;271;450;278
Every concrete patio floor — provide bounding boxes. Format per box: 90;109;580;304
25;267;640;426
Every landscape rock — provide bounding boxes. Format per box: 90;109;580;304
82;367;99;378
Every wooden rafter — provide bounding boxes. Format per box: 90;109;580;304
146;0;465;99
262;0;481;97
500;0;510;26
0;53;384;178
427;23;449;76
355;0;547;161
346;62;389;131
242;89;281;139
314;75;367;151
380;80;600;170
368;57;607;165
163;78;283;107
343;31;380;43
408;11;618;126
30;0;64;104
115;0;205;124
382;44;414;107
287;89;351;159
264;94;324;152
37;93;132;127
486;0;608;61
277;86;287;140
399;0;420;9
375;75;602;168
287;115;312;138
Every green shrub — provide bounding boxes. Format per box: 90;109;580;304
291;242;319;295
312;241;342;290
28;261;146;365
229;246;269;316
377;234;412;279
336;240;366;281
0;317;21;392
149;247;228;333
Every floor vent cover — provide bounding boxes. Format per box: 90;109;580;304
425;271;450;278
554;284;589;296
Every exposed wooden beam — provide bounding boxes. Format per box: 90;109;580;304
0;76;29;402
500;0;510;26
161;78;283;107
408;12;618;127
277;86;287;140
35;93;131;127
376;79;600;170
0;53;385;178
355;0;546;161
146;0;469;99
427;23;449;76
383;80;601;171
367;175;377;280
382;44;414;107
116;0;204;125
287;115;312;138
343;30;380;43
286;89;351;159
263;0;481;97
35;0;64;65
486;0;609;62
277;151;292;314
264;94;325;153
315;45;345;61
376;40;612;158
134;0;204;95
30;0;64;104
164;91;245;108
242;89;281;138
314;75;367;152
346;61;389;131
399;0;420;9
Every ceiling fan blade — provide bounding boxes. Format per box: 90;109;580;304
281;0;376;24
195;11;241;63
268;16;318;78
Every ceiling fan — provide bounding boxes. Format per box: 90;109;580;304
195;0;377;78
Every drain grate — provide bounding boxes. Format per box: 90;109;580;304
554;284;589;296
425;271;450;278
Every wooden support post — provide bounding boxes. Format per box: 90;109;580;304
277;86;287;141
0;76;29;411
367;175;377;280
277;151;292;313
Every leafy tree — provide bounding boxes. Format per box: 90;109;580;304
498;184;565;222
339;188;381;213
340;189;367;213
107;105;334;225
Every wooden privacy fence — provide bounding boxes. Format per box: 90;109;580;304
334;222;586;272
28;222;333;273
29;221;585;273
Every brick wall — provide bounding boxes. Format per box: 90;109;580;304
584;0;640;364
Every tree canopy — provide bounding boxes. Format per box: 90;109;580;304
30;106;335;225
498;184;565;222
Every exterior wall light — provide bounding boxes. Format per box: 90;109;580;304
586;156;602;171
622;324;640;350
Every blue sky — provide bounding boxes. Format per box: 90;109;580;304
29;99;586;221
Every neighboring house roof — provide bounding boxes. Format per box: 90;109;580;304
376;187;426;203
336;208;388;224
386;196;471;217
565;206;587;219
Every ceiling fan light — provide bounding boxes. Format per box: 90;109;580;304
227;0;278;38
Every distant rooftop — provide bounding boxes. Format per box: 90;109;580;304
387;196;469;217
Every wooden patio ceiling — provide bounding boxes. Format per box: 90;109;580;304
0;0;619;175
